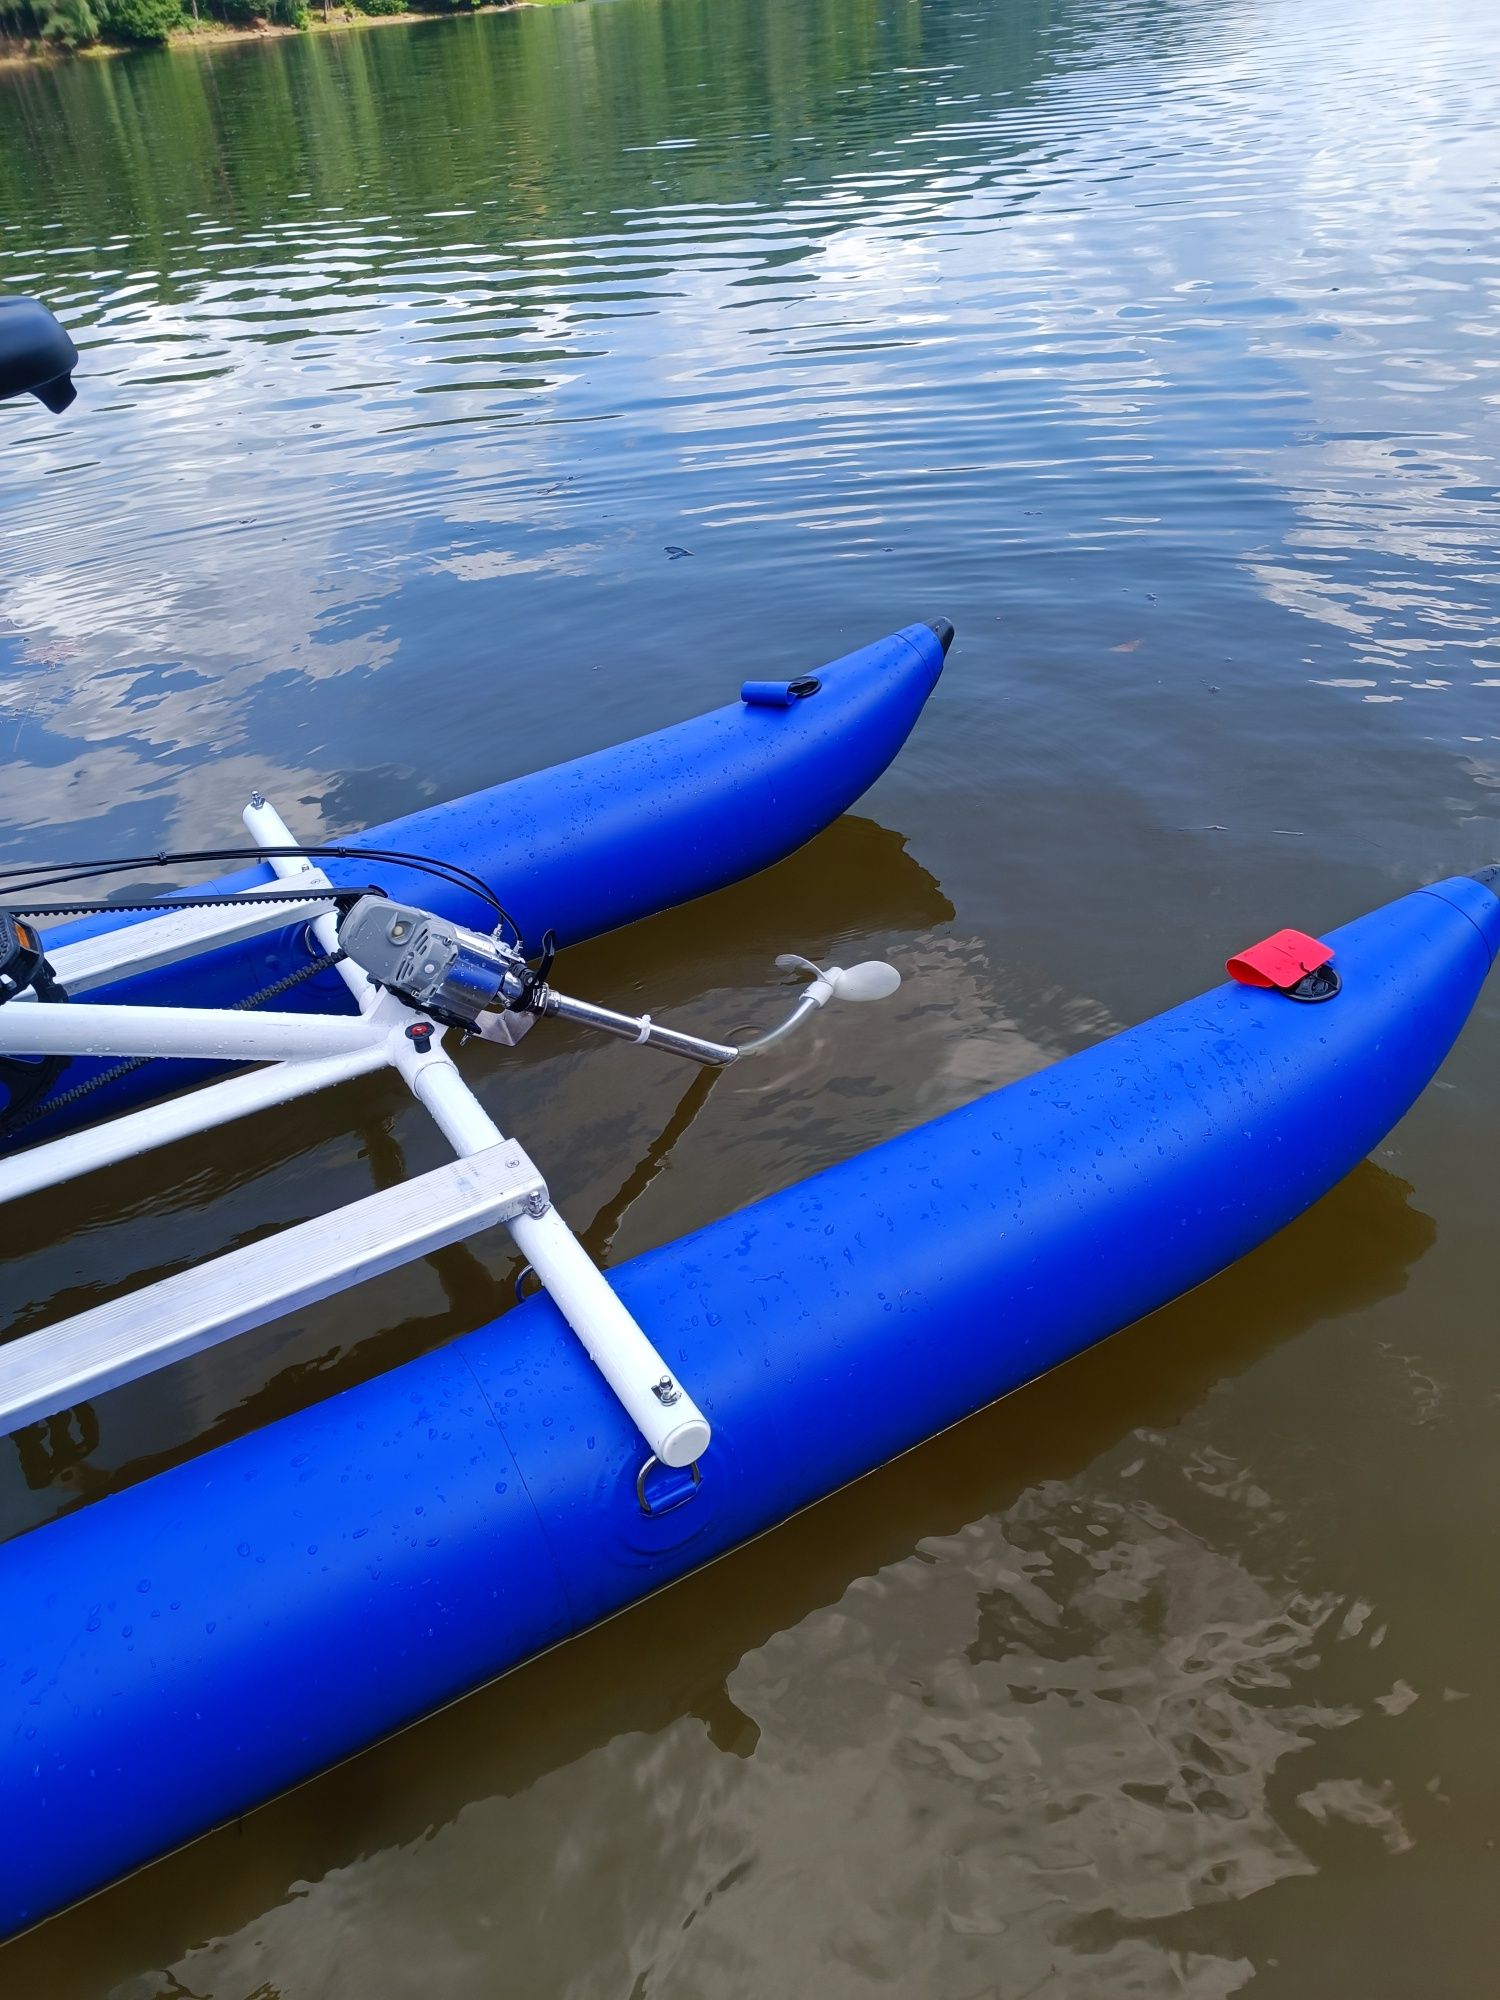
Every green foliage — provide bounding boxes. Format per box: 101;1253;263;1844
100;0;180;40
38;0;98;43
2;0;576;60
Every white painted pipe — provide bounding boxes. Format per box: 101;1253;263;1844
397;1037;508;1155
0;1002;375;1063
243;795;379;1013
0;1045;388;1204
399;1048;712;1468
243;793;713;1470
509;1202;713;1467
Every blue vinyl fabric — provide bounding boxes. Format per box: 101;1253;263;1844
13;622;947;1145
1;875;1495;1934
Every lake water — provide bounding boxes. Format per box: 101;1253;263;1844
3;0;1499;1992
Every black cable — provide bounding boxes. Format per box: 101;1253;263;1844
0;844;516;939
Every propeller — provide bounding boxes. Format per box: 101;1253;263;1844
775;952;902;1002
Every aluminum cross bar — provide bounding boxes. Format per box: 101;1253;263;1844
0;1141;548;1433
35;882;339;997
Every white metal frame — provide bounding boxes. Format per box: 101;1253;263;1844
0;795;712;1469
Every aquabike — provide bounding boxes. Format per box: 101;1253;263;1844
3;768;1498;1931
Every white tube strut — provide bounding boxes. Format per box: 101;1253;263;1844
0;1002;373;1063
394;1040;711;1469
244;793;712;1468
243;794;378;1013
0;1046;389;1206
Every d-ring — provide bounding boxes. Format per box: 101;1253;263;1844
635;1453;702;1517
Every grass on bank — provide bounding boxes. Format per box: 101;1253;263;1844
0;0;571;63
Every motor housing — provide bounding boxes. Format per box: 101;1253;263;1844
337;896;531;1030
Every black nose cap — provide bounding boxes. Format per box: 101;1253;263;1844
0;297;79;413
925;617;955;656
1474;864;1500;900
33;373;76;414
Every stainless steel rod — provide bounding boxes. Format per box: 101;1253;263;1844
539;988;739;1067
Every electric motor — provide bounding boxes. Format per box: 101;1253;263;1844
337;896;531;1029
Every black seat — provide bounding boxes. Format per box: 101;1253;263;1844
0;297;77;413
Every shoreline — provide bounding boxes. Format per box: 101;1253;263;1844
0;1;545;72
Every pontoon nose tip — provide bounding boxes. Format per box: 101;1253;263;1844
34;373;76;414
1473;864;1500;899
925;617;955;657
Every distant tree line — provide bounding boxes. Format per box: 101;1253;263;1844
1;0;489;52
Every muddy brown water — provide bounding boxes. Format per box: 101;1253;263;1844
2;0;1499;1992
